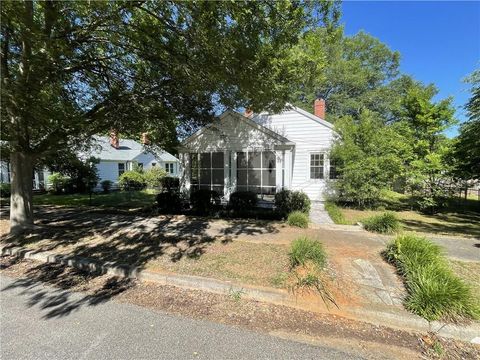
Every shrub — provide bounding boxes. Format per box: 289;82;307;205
324;201;347;224
0;183;11;197
275;189;311;216
363;212;400;234
144;167;167;188
161;176;180;191
190;189;220;215
156;191;182;213
289;236;326;270
385;234;480;321
287;211;309;228
229;191;257;212
47;172;70;194
118;171;146;191
100;180;112;193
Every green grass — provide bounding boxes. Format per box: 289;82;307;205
32;190;157;209
385;234;480;322
289;236;326;270
287;211;309;228
324;200;348;224
362;212;401;234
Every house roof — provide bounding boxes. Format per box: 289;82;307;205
181;110;295;146
88;136;178;162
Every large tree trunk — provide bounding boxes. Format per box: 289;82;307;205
9;152;34;235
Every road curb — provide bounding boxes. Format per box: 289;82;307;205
2;245;479;343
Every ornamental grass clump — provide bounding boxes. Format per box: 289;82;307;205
385;234;480;322
287;211;309;228
289;236;326;270
363;212;401;234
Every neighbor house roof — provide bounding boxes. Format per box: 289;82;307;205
88;136;178;162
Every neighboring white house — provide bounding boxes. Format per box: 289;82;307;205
85;135;180;188
0;134;180;191
178;99;337;201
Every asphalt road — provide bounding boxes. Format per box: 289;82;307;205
0;275;362;360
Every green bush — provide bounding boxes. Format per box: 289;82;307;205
363;212;400;234
0;183;11;197
229;191;257;212
324;201;347;224
47;172;71;194
289;236;326;270
100;180;112;193
385;234;480;321
161;176;180;191
118;171;146;191
287;211;309;228
190;189;220;215
144;167;167;188
275;189;311;216
156;191;182;213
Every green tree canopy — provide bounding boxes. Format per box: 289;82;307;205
1;0;337;233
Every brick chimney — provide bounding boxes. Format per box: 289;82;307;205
314;98;326;119
110;130;119;149
141;132;150;145
244;108;253;118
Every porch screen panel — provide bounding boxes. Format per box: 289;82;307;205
236;151;276;195
191;152;224;195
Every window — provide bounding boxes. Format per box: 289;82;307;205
165;163;174;174
190;152;224;194
118;163;125;177
151;162;156;167
237;151;276;195
310;153;324;179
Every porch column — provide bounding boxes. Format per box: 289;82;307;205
284;149;292;189
180;152;190;194
223;150;229;199
275;150;283;192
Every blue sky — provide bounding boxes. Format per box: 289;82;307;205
341;1;480;137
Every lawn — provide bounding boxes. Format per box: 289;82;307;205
327;191;480;238
31;190;157;209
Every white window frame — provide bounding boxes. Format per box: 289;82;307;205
165;162;174;174
309;152;326;181
118;163;125;177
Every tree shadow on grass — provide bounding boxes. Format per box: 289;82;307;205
0;205;280;318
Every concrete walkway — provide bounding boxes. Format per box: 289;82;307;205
310;202;334;225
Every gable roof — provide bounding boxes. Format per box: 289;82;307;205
287;104;335;130
181;110;295;146
88;136;178;162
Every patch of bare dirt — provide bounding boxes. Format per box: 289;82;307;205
1;256;478;360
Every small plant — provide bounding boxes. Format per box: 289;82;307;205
385;234;480;321
0;183;11;197
363;212;400;234
287;211;309;228
289;236;326;270
275;189;311;216
229;191;257;212
228;287;245;302
100;180;113;193
324;201;348;224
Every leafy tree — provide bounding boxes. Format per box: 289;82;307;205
1;0;336;233
292;28;400;123
331;110;408;207
453;69;480;180
398;84;457;213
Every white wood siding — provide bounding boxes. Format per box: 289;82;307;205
254;110;334;200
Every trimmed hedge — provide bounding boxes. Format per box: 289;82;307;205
275;189;311;216
190;189;220;215
229;191;257;212
156;191;182;213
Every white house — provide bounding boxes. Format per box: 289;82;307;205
86;134;180;188
178;99;337;201
0;134;180;191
